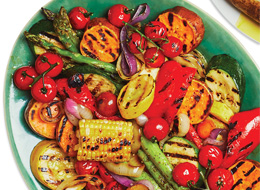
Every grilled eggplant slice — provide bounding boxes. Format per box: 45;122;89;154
80;17;120;63
30;140;77;190
84;73;116;97
178;79;213;124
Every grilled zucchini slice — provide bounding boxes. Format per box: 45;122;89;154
163;137;199;168
205;54;245;113
30;140;77;189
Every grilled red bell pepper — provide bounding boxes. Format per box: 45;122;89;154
186;124;203;149
221;108;260;168
144;61;196;124
56;77;96;112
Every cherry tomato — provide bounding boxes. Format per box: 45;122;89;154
160;36;183;58
128;32;147;54
144;47;165;68
13;66;38;90
31;76;57;103
96;92;118;117
35;52;63;78
75;160;99;175
68;7;92;30
105;181;124;190
197;119;216;139
199;145;223;169
98;164;115;184
144;21;167;42
108;4;132;28
143;117;169;141
208;168;234;190
172;162;200;187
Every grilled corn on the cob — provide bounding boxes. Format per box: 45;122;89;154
77;119;133;162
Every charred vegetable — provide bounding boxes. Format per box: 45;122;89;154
24;98;62;139
30;140;77;189
156;6;205;54
117;74;155;119
221;108;260;168
77;119;133;162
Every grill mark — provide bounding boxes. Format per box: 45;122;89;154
66;145;70;153
88;33;97;41
232;88;239;94
228;131;242;146
239;141;253;153
87;40;93;49
110;52;116;59
230;161;245;175
105;29;113;37
231;179;243;190
252;177;260;186
164;152;198;161
91;82;103;96
159;79;174;93
39;31;61;43
206;77;214;82
229;121;237;130
31;110;35;120
230;162;245;175
165;141;193;148
40;167;48;172
244;165;256;177
168;13;174;26
82;48;97;59
57;116;68;142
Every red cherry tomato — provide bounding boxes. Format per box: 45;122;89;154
13;66;38;90
108;4;132;28
144;47;165;68
35;52;63;78
98;164;115;184
68;7;92;30
31;76;57;103
128;32;147;54
96;92;118;117
199;145;223;169
75;160;99;175
143;117;169;141
144;21;167;42
208;168;234;190
160;36;183;58
105;181;124;190
172;162;200;187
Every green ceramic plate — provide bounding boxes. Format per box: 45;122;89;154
4;0;260;189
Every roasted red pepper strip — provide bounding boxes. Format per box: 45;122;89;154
186;124;202;149
144;61;196;124
221;108;260;168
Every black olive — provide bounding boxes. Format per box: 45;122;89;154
68;73;85;88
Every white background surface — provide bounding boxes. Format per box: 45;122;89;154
0;0;259;189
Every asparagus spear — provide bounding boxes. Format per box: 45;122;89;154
141;135;189;190
24;31;117;75
137;149;174;190
53;6;79;53
130;171;162;190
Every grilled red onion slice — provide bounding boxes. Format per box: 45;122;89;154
204;128;228;152
120;3;150;76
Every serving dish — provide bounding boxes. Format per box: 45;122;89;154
4;0;260;189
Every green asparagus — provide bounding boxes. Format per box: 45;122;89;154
141;135;189;190
24;31;117;75
130;171;162;190
53;7;79;53
137;149;174;190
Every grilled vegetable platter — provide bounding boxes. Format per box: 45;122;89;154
5;0;260;190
